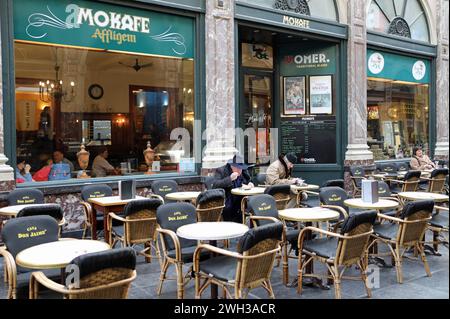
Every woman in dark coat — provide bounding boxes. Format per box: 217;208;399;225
212;155;253;223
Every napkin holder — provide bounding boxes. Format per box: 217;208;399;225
119;179;136;200
362;179;379;203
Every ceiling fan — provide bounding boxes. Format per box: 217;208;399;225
118;58;153;72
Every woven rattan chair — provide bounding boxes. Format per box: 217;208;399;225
6;188;44;206
151;180;178;202
156;202;207;299
396;162;409;172
376;181;402;217
319;187;349;232
321;179;345;189
80;184;113;239
195;189;225;222
368;200;434;283
390;170;421;193
108;198;163;263
427;205;449;251
29;248;137;299
423;168;449;193
264;184;291;210
256;173;268;186
193;222;283;299
16;204;66;229
0;216;60;299
297;210;377;299
349;166;366;196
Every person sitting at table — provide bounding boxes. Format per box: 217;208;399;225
410;146;436;170
15;157;34;183
32;159;53;182
53;149;74;174
92;147;120;177
266;152;303;185
213;154;253;223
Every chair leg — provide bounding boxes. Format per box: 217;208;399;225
332;266;341;299
358;260;372;298
194;271;201;299
144;242;151;263
417;244;432;277
282;241;289;285
263;280;275;299
394;246;403;283
82;225;87;239
433;231;439;252
157;259;169;296
175;262;184;299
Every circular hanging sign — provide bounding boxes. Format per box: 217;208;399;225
368;52;385;75
412;60;426;81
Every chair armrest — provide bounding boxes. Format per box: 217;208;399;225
304;190;319;196
379;196;401;203
241;196;249;224
0;248;17;288
30;271;69;298
248;216;286;241
435;206;449;212
149;194;165;204
378;213;431;224
320;204;348;219
80;201;93;226
108;212;126;222
156;228;181;260
350;176;366;180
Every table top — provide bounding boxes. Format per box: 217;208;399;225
88;195;147;206
165;191;201;201
290;184;320;191
398;192;449;202
0;203;58;217
278;207;340;222
231;187;266;196
177;222;249;241
16;239;111;269
344;198;400;210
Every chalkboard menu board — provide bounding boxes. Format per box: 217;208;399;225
281;116;336;164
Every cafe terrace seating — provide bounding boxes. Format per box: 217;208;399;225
349;166;366;197
297;210;377;299
424;168;449;193
396;162;409;172
195;189;225;222
193;222;283;299
80;184;113;239
256;172;268;186
6;188;44;206
427;205;449;251
16;204;65;227
156;202;208;299
390;170;421;194
29;248;137;299
318;187;349;232
368;200;434;283
264;184;291;210
108;198;163;263
0;215;60;299
376;181;402;217
151;180;178;203
321;179;345;189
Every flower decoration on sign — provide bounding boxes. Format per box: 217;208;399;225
150;26;187;55
274;0;310;15
26;6;74;39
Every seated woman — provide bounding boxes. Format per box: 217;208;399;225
15;157;34;183
92;147;120;177
266;152;302;185
410;146;437;170
33;159;53;182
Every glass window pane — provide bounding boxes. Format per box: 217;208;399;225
404;0;423;26
14;42;195;183
393;0;406;17
367;78;429;160
374;0;396;21
410;15;430;42
367;2;390;33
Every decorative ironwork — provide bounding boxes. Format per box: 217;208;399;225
274;0;310;15
388;17;411;38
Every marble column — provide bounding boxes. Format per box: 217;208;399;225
434;0;449;160
202;0;238;171
343;0;373;191
0;22;15;191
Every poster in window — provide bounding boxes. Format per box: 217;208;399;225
309;75;333;115
283;76;306;115
241;43;273;69
16;99;37;131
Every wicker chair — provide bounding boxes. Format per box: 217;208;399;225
318;187;349;232
80;184;113;239
321;179;345;189
0;216;60;299
151;180;178;203
396;162;409;172
427;205;449;251
202;176;215;190
7;188;44;205
264;184;291;210
423;168;449;193
390;170;421;193
349;166;366;196
108;198;163;263
297;211;377;299
16;204;66;229
376;181;402;217
368;200;434;283
195;189;225;222
256;173;268;186
156;202;206;299
193;222;283;299
29;248;137;299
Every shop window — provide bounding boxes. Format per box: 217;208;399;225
14;42;195;183
367;0;430;42
367;79;429;160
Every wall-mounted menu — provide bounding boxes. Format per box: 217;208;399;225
280;116;336;164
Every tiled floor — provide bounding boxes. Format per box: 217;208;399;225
1;197;448;299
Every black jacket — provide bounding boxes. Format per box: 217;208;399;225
213;164;251;197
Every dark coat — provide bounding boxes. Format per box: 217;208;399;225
212;164;251;223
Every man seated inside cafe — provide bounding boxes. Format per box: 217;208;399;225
92;146;120;177
53;149;74;174
410;146;437;171
213;154;253;223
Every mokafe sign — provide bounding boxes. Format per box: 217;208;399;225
13;0;194;58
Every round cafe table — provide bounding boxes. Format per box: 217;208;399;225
343;198;400;211
16;239;111;270
165;191;201;202
278;207;340;288
177;222;249;299
231;187;266;196
290;184;320;192
398;192;449;203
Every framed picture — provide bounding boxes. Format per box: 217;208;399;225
241;43;273;69
283;76;306;115
309;75;333;114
